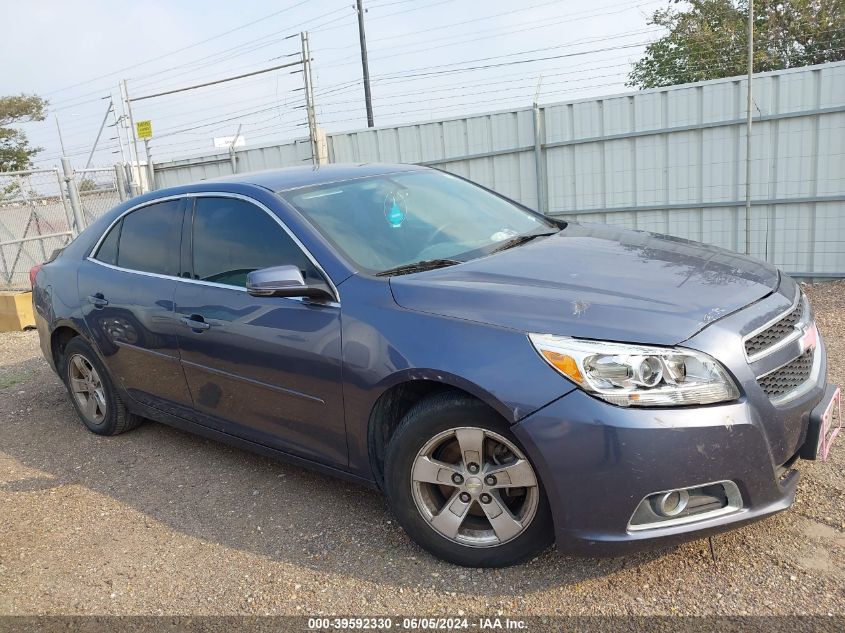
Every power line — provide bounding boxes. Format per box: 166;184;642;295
319;0;660;61
310;0;456;35
313;32;654;98
43;0;315;97
370;0;589;45
127;5;351;86
154;104;294;139
131;59;305;102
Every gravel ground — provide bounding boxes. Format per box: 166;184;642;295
0;282;843;621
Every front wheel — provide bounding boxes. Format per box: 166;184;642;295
384;392;554;567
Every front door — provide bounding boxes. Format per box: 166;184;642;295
80;197;194;411
174;195;346;467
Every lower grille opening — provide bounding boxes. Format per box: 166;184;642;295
628;481;743;532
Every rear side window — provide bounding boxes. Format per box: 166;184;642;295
112;199;182;276
94;220;121;266
191;196;322;288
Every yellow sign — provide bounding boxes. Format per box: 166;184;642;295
136;120;152;139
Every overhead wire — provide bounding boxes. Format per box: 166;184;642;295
42;0;316;97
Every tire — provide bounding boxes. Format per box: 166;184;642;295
60;337;144;436
384;391;554;567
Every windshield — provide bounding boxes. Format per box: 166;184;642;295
279;170;557;274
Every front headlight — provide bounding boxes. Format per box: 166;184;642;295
529;333;740;407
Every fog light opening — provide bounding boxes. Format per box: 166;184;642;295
651;489;690;517
628;481;743;532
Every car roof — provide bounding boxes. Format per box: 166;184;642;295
203;162;426;192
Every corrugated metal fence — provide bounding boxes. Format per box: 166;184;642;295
153;61;845;277
153;140;313;189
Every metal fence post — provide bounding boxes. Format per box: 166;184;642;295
114;164;128;202
229;146;238;174
146;156;156;192
54;167;75;232
61;157;86;234
0;249;9;288
143;138;156;192
125;163;139;198
532;103;548;214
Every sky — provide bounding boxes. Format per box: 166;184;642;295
1;0;669;169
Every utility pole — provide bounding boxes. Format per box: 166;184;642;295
84;97;114;169
109;97;128;165
300;31;319;166
55;117;67;156
356;0;374;127
120;79;142;195
744;0;754;256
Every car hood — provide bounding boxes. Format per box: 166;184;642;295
389;222;779;345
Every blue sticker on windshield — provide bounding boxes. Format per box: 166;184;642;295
384;192;407;228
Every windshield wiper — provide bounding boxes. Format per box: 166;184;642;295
375;259;462;277
489;231;558;254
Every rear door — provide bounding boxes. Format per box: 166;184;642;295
79;197;193;412
173;194;346;467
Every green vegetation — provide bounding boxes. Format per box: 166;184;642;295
628;0;845;89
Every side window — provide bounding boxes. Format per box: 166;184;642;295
94;219;121;266
191;197;323;289
117;199;183;276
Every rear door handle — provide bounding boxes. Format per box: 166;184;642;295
87;295;109;309
180;315;211;331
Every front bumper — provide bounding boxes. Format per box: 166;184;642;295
514;374;829;556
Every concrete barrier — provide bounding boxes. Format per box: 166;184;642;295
0;291;35;331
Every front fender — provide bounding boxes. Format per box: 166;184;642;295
338;275;575;478
371;367;519;424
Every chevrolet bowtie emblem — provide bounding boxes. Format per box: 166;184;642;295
799;322;818;353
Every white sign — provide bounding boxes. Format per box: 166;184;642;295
213;135;246;149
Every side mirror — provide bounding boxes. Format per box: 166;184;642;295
246;265;334;301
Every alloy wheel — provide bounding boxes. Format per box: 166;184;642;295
410;426;539;547
68;354;107;425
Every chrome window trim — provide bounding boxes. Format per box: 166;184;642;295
626;480;744;533
742;286;805;363
88;193;185;258
86;191;340;305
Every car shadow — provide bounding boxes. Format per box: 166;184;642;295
0;356;671;595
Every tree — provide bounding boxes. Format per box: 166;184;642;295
78;178;97;192
627;0;845;89
0;94;48;172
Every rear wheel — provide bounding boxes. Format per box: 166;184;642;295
384;392;554;567
60;337;143;436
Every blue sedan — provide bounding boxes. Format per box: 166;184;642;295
31;164;838;566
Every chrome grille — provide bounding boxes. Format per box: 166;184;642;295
744;303;802;358
757;349;814;399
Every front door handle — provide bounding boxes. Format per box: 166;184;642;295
87;294;109;309
180;315;211;331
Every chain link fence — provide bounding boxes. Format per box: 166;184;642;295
0;164;128;291
74;167;124;226
0;169;76;290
